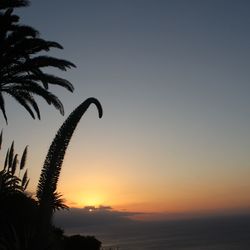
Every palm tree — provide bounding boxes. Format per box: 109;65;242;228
0;1;75;123
36;98;102;232
0;0;30;9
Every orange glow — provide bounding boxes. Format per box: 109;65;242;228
61;180;250;215
55;148;250;216
64;191;107;208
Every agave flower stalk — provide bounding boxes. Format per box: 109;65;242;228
36;97;103;234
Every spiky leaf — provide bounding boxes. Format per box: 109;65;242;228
3;148;9;171
8;141;14;170
21;169;27;187
0;130;2;150
23;178;29;190
11;154;18;175
20;145;28;170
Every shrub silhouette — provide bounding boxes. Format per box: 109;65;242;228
64;235;101;250
0;134;37;250
0;97;103;250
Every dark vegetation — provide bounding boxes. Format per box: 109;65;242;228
0;0;75;123
0;1;103;249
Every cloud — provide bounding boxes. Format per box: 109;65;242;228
54;206;143;234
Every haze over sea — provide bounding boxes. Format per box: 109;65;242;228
55;210;250;250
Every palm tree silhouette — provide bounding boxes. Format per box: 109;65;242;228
0;0;30;9
0;1;75;123
36;97;103;240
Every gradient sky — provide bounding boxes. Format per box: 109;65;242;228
2;0;250;215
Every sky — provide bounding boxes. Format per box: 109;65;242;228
2;0;250;216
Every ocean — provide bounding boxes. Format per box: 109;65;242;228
56;214;250;250
100;217;250;249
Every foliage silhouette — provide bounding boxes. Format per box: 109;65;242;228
0;192;38;250
0;0;29;9
0;132;36;250
0;138;29;196
64;235;101;250
0;2;103;250
0;0;75;123
0;132;102;250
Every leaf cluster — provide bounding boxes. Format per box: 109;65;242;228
0;131;29;197
0;2;75;123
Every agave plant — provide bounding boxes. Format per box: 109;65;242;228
36;97;103;235
0;0;75;123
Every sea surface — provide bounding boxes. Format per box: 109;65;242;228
56;214;250;250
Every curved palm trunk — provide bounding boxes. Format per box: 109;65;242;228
36;97;102;245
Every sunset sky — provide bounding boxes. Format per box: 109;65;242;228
2;0;250;216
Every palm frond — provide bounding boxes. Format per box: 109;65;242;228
4;89;36;119
2;73;74;92
23;178;29;190
0;5;75;121
0;92;8;123
27;74;74;92
3;38;64;60
22;93;41;119
24;56;76;71
4;84;64;116
6;25;39;44
52;192;68;211
0;0;30;10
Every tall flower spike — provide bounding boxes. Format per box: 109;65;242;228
37;97;102;234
